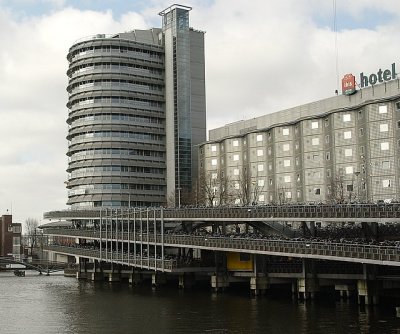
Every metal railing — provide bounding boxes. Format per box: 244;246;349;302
44;203;400;221
43;229;400;266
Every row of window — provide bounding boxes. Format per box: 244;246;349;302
69;62;163;77
70;131;163;142
69;79;163;93
69;148;164;158
71;113;163;125
70;96;163;108
71;199;163;208
70;45;163;60
70;165;165;176
69;183;165;195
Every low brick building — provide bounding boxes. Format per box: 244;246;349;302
0;215;22;259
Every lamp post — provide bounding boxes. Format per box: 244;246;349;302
177;187;182;208
354;171;360;201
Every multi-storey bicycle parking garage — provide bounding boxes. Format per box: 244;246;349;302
42;204;400;304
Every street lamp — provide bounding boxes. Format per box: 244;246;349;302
354;171;360;201
177;187;182;208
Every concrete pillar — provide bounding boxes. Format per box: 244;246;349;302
178;273;195;289
129;272;143;285
76;259;87;279
108;273;121;282
297;278;319;300
152;273;167;287
250;276;268;296
76;270;87;280
87;272;103;281
357;280;379;305
211;274;229;292
335;284;355;299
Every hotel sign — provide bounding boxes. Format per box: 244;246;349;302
341;74;356;95
341;63;397;95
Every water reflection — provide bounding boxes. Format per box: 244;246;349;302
1;273;400;334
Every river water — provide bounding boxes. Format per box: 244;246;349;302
1;271;400;334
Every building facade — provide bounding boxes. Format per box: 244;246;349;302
66;5;206;209
199;78;400;206
0;215;22;259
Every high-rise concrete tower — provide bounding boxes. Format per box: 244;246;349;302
160;4;206;206
65;5;205;208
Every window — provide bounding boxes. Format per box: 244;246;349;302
257;149;264;157
256;134;263;142
234;183;240;190
233;154;239;161
343;114;351;122
312;138;320;145
381;142;389;151
284;175;291;183
212;173;218;179
325;135;330;144
295;157;299;166
285;191;292;199
269;178;273;185
344;148;353;157
312;154;319;160
268;163;272;171
233;169;240;176
311;121;319;129
345;166;353;174
234;199;240;205
282;128;290;136
258;164;264;172
314;188;321;195
258;195;265;202
268;147;272;155
359;128;364;136
297;174;301;181
258;179;265;187
382;161;390;169
283;144;290;151
324;118;329;127
396;102;400;110
233;140;239;147
344;131;352;139
347;184;353;192
327;169;331;177
326;152;331;160
211;159;217;166
383;179;391;188
211;145;217;152
380;123;389;132
379;105;388;114
283;159;291;167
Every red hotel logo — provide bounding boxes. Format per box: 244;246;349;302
341;73;356;95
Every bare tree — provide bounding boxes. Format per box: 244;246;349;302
277;185;291;205
198;170;233;206
327;175;345;204
235;168;264;206
24;218;39;255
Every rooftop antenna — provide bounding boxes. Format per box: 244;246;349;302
333;0;339;93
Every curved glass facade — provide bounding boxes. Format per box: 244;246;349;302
66;33;166;208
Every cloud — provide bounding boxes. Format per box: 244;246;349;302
0;7;148;224
1;0;400;224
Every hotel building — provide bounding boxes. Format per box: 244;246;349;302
199;75;400;205
66;5;206;208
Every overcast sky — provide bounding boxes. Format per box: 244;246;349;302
1;0;400;225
